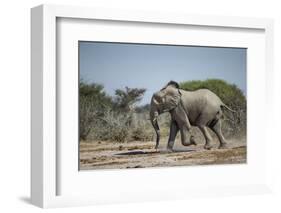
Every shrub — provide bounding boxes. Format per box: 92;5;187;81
130;127;151;141
79;81;113;140
96;109;131;142
114;87;146;112
79;82;151;142
79;96;99;140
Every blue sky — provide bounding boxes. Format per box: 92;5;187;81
79;42;246;105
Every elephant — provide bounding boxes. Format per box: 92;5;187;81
150;81;235;151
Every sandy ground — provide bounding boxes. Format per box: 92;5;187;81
79;136;246;170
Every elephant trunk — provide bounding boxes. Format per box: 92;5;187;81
150;105;160;150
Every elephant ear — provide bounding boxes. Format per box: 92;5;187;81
162;85;182;112
161;80;180;91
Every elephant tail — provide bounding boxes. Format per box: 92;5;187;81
220;104;240;124
221;104;236;113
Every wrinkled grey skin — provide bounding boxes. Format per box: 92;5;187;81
150;81;235;151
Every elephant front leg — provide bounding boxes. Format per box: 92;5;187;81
180;126;197;147
171;105;196;147
167;121;179;152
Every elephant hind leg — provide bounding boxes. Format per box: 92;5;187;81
198;125;213;150
210;119;227;149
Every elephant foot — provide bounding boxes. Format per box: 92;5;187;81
219;143;227;149
182;136;197;147
166;148;174;153
182;142;192;146
204;143;212;150
155;145;159;152
190;136;197;146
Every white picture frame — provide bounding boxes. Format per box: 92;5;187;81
31;4;274;208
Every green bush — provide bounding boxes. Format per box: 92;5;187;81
79;81;113;140
79;81;150;142
79;96;98;140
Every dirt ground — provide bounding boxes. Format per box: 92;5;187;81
79;136;246;170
